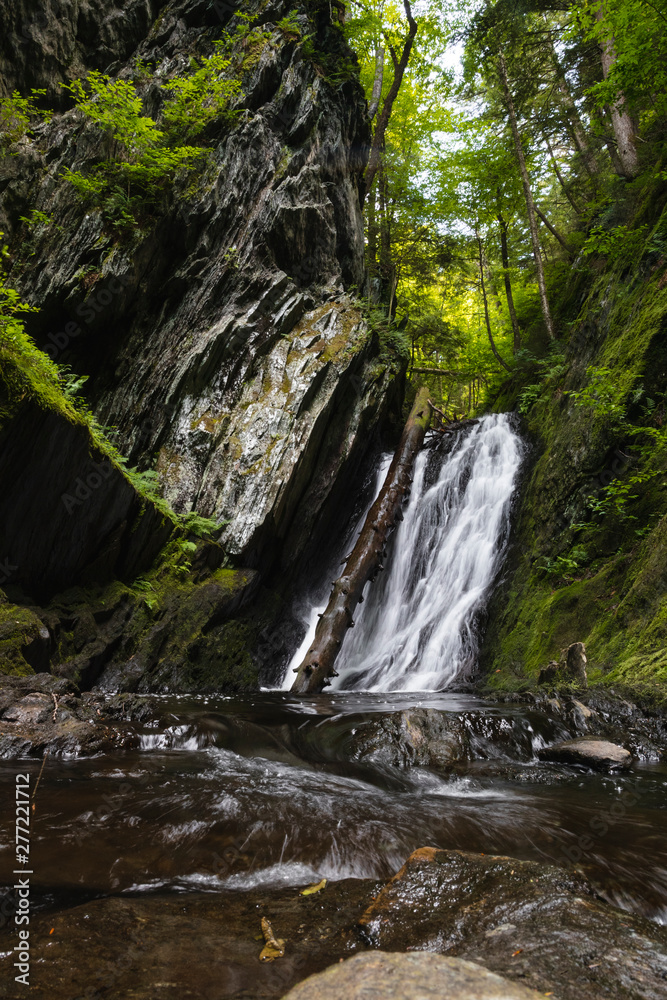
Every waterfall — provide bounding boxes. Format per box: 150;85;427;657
283;414;524;692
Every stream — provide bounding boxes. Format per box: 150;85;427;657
2;692;666;920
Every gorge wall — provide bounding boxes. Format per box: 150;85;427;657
0;0;406;686
483;178;667;702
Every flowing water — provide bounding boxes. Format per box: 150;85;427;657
283;414;524;691
2;415;666;997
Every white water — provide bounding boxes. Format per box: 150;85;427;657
283;413;524;692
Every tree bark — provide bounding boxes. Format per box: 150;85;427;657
495;192;521;352
368;45;385;120
362;0;417;199
595;2;639;178
477;232;511;372
497;50;556;341
291;387;432;694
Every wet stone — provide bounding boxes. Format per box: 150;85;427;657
281;952;545;1000
538;737;633;771
356;847;667;1000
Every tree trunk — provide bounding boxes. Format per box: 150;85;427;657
367;177;378;274
535;204;575;257
495;193;521;352
477;232;511;372
595;2;639;178
543;135;583;216
291;387;432;694
368;45;385;120
362;0;418;199
497;50;556;341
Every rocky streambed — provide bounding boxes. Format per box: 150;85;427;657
0;680;666;998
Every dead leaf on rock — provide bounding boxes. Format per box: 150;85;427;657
300;878;327;896
259;916;285;962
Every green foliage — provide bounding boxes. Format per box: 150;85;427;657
537;546;590;581
0;240;71;419
580;225;649;265
161;41;240;141
567;366;667;528
574;0;667;125
516;347;567;415
362;303;411;365
566;365;628;424
0;89;52;146
276;10;302;37
19;209;51;230
180;511;226;539
61;53;239;227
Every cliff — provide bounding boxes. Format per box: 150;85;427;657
0;0;405;685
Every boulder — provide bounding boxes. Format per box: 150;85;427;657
565;641;588;686
356;847;667;999
281;952;544;1000
538;737;632;770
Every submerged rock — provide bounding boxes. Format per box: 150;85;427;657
538;737;633;770
281;952;545;1000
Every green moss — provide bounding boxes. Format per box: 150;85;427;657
484;220;667;699
0;599;44;675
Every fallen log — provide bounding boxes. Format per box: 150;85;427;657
291;387;432;694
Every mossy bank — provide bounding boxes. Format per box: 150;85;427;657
482;174;667;705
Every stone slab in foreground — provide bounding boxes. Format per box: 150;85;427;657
281;952;544;1000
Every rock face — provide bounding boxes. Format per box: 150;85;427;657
0;402;172;599
281;952;545;1000
0;0;405;680
538;736;633;770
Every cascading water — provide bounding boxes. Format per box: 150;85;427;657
283;413;524;692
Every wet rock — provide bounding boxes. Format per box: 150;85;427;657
3;692;53;725
538;737;633;770
343;708;466;770
357;847;667;1000
281;952;545;1000
0;675;147;756
0;881;377;1000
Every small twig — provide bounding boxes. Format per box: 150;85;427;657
51;692;59;723
31;750;49;810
